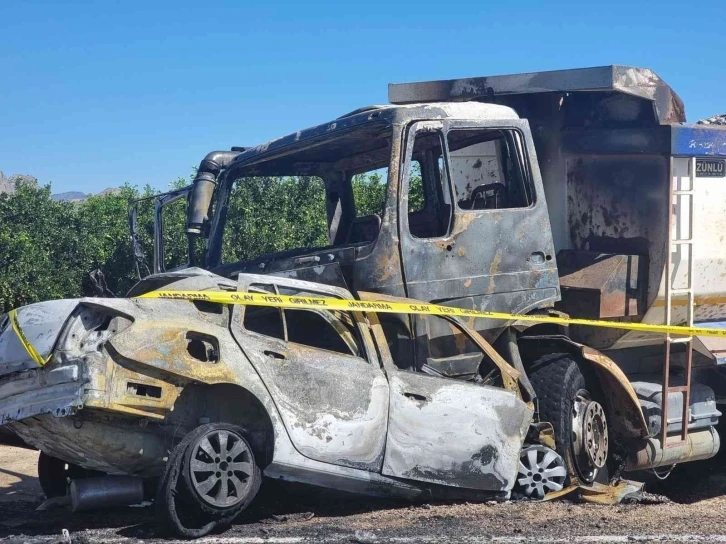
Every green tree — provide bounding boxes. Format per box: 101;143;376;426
0;167;420;312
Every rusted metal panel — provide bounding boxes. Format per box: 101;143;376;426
557;251;645;318
563;155;668;348
396;118;560;341
10;413;169;477
388;65;685;125
357;295;533;492
242;341;389;471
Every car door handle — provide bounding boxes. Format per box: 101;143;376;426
294;255;320;265
264;350;286;360
403;392;428;403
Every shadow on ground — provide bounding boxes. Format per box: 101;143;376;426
0;479;410;541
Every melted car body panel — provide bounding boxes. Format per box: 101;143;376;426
233;273;389;472
383;372;532;490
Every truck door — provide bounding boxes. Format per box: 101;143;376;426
232;274;389;471
128;186;191;278
398;121;559;340
370;312;532;491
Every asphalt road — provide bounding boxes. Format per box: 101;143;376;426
2;445;726;543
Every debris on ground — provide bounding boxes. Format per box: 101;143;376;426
263;511;315;524
353;529;379;543
544;479;644;504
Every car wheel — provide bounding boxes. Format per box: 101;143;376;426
37;452;102;498
180;423;261;518
528;353;610;485
156;423;261;538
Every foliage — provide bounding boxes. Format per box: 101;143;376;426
0;169;421;312
221;176;329;263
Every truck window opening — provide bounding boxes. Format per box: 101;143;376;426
448;129;533;210
407;131;451;239
217;125;393;267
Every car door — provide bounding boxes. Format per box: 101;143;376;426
231;274;389;471
369;309;532;492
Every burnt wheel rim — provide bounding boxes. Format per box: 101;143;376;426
517;445;567;499
188;429;254;509
571;390;609;483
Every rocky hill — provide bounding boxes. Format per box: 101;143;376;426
51;191;87;201
698;114;726;126
1;172;119;201
0;171;37;194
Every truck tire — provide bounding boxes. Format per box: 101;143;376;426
528;353;610;485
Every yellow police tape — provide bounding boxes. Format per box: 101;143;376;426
8;309;52;367
138;290;726;339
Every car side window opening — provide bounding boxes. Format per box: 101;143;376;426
378;311;502;386
406;130;451;239
447;129;533;211
416;315;503;386
348;166;388;245
242;284;286;340
378;313;416;371
415;315;503;387
241;284;364;359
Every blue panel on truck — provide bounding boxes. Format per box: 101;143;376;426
671;125;726;157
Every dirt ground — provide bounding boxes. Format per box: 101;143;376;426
2;444;726;543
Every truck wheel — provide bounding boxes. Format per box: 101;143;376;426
156;423;261;538
37;452;101;498
528;353;610;485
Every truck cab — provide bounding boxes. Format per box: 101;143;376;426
168;102;560;345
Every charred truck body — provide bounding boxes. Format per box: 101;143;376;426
0;65;725;536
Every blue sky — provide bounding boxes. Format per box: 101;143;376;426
2;1;725;194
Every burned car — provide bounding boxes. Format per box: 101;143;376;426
0;271;560;537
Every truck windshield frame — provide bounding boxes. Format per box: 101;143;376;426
206;122;394;270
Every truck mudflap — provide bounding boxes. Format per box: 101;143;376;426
0;300;83;424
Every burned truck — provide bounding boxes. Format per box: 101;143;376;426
150;66;726;486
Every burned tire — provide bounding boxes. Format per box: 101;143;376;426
180;423;261;519
528;353;610;485
156;423;261;538
37;452;102;498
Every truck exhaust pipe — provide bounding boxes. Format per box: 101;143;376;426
186;150;242;236
70;476;145;512
626;427;720;471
